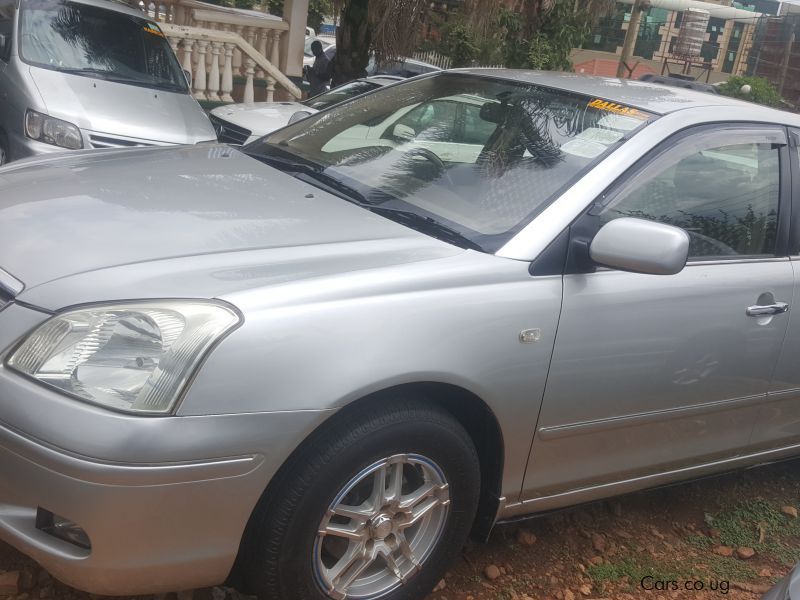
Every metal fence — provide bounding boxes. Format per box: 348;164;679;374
747;14;800;106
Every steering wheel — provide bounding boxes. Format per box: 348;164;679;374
403;147;446;171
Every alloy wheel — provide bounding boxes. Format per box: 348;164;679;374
313;454;451;600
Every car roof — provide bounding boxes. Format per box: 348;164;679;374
451;69;800;124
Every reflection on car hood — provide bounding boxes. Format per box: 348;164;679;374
211;102;317;137
29;66;217;144
0;144;460;309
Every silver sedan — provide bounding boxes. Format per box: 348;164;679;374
1;70;800;600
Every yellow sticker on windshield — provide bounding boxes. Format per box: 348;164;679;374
587;99;647;120
144;22;165;37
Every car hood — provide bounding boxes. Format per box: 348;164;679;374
0;144;460;310
29;66;217;145
211;102;317;137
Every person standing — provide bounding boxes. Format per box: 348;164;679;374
304;40;331;97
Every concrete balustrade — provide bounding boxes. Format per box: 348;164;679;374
141;0;304;104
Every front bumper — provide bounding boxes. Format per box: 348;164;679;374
0;303;333;594
0;420;263;594
7;130;72;162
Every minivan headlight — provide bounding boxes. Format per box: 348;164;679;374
6;301;240;414
25;110;83;150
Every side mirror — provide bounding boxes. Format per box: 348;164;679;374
392;123;415;141
288;110;313;124
183;69;192;88
589;217;689;275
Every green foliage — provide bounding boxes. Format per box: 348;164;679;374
718;76;784;108
704;498;800;566
707;498;800;549
443;23;479;67
588;558;683;592
307;0;333;34
495;0;593;71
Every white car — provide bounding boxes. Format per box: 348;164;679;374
209;76;402;144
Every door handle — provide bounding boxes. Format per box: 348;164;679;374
746;302;790;317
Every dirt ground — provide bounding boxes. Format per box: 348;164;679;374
1;459;799;600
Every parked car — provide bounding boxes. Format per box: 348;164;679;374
210;75;403;144
2;70;800;600
764;563;800;599
368;55;441;78
0;0;216;164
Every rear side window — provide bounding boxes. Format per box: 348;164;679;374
0;0;13;61
598;129;783;259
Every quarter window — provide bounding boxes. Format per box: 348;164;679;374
599;135;781;259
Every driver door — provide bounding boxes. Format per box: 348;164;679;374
522;125;794;501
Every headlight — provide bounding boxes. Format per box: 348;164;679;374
6;301;240;414
25;109;83;150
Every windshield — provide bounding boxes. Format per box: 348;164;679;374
19;0;188;93
246;73;655;252
303;80;382;110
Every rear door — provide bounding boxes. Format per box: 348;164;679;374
522;124;794;501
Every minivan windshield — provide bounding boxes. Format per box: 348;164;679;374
19;0;188;93
246;73;655;252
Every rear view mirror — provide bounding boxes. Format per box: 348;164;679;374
590;217;689;275
392;123;415;141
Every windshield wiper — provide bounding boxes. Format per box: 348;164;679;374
251;152;374;205
366;206;482;251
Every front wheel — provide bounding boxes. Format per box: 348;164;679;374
238;399;481;600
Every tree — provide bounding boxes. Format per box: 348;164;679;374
331;0;429;85
308;0;333;33
443;23;479;67
718;76;785;108
461;0;614;71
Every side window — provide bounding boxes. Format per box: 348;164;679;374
599;133;782;259
392;100;458;142
0;0;12;62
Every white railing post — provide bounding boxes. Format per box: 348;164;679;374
244;58;256;103
168;35;180;56
265;30;281;102
193;39;209;100
181;39;194;74
207;41;222;101
255;28;268;81
233;24;245;73
221;42;235;102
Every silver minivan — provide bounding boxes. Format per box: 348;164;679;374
0;0;216;164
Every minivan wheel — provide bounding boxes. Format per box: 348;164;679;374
239;400;481;600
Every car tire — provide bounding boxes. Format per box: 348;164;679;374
238;398;481;600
